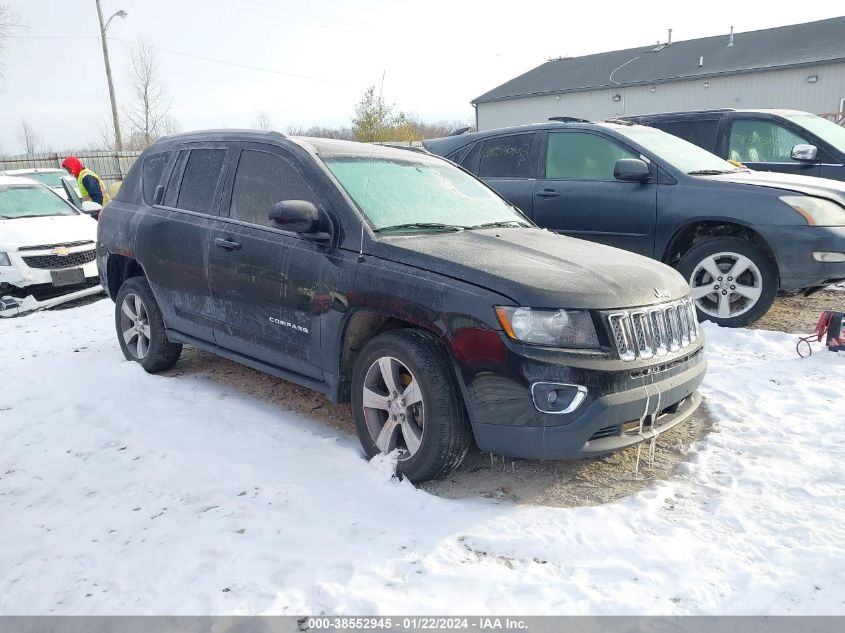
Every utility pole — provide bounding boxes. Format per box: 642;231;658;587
95;0;124;152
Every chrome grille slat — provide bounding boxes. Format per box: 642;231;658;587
608;299;699;361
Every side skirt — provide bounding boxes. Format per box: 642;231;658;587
165;328;332;398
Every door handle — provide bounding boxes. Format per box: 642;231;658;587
215;237;241;250
535;188;560;198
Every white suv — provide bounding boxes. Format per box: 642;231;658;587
0;176;104;316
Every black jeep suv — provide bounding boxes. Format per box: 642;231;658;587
424;121;845;328
97;130;705;482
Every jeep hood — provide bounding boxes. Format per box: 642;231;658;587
368;228;689;309
709;171;845;206
0;214;97;250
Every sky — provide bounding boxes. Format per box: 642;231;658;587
0;0;843;154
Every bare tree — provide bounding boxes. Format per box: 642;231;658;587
123;40;176;150
18;120;43;156
252;110;273;131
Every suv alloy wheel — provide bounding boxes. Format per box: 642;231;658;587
114;277;183;373
351;329;471;482
677;237;778;328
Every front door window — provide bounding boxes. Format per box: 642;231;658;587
728;120;809;163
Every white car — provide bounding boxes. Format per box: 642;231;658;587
0;176;104;316
0;167;80;199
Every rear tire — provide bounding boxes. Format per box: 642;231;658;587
676;237;777;328
114;277;182;373
351;329;471;483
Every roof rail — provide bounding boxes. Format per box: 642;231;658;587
548;116;590;123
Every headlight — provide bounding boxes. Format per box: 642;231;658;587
0;252;11;267
494;306;599;348
779;195;845;226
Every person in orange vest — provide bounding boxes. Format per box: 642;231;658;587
61;156;111;205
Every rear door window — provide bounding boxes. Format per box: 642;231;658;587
175;149;226;212
229;149;317;228
729;119;810;163
545;132;637;180
478;134;536;178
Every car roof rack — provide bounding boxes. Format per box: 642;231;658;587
548;116;590;123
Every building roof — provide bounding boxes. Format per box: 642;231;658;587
473;17;845;104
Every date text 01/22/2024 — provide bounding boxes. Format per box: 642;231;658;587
305;617;529;630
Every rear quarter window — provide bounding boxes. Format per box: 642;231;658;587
142;151;171;205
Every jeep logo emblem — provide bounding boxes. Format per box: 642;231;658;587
654;288;671;300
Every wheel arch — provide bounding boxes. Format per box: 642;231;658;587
333;309;457;404
106;254;146;300
662;220;779;276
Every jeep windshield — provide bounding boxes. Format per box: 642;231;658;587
0;184;78;219
324;155;531;232
616;125;745;175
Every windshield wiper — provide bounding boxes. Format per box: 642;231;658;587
470;220;530;229
373;222;465;233
687;169;737;175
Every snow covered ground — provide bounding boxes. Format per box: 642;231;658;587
1;299;844;615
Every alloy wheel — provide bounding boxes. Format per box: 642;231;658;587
120;293;151;360
361;356;425;458
688;251;763;320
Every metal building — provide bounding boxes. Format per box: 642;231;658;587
472;17;845;131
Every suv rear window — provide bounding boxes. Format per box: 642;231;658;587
478;134;535;178
142;152;170;204
175;149;226;212
651;119;719;152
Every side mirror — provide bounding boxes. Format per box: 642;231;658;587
152;184;165;205
791;144;818;162
81;201;103;218
269;200;331;242
614;158;651;182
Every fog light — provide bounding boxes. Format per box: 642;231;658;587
813;252;845;263
531;382;588;414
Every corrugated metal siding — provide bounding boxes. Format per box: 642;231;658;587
476;63;845;130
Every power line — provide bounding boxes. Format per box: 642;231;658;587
9;34;343;84
110;37;344;84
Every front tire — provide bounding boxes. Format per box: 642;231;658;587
677;237;778;328
114;277;182;372
351;329;471;483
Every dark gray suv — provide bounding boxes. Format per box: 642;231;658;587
425;121;845;328
624;109;845;182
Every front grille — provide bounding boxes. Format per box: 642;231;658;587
22;249;96;270
608;298;699;361
18;240;94;252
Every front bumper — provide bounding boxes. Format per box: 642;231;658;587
471;350;706;459
452;326;707;460
0;245;102;317
766;225;845;289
